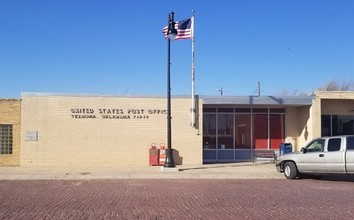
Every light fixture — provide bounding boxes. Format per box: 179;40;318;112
167;12;178;40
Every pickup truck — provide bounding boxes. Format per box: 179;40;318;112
276;135;354;179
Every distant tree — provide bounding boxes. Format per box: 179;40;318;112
273;79;354;96
318;79;354;91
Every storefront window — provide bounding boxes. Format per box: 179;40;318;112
203;108;286;160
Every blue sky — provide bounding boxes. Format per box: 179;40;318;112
1;0;354;98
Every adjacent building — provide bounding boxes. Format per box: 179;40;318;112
0;99;21;166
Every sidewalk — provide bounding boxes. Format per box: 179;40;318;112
0;162;283;180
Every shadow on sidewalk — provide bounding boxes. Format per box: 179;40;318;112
179;162;273;171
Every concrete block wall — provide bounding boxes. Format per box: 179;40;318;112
321;99;354;115
0;99;21;166
310;98;322;139
316;91;354;100
20;94;202;167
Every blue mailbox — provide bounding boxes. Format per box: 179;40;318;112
279;143;292;155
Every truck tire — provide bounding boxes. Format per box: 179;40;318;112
284;162;298;179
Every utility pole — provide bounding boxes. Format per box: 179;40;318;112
219;88;223;96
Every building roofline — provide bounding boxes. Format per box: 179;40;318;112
20;92;191;99
201;95;314;106
20;92;316;106
0;98;21;101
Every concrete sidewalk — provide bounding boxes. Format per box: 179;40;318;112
0;162;283;180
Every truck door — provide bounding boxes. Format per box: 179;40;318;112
345;136;354;173
297;139;326;173
325;137;346;173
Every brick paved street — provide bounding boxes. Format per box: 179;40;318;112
0;179;353;220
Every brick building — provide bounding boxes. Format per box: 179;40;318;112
1;91;354;167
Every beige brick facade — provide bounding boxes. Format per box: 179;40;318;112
309;98;322;140
285;106;311;151
0;99;21;166
21;94;202;167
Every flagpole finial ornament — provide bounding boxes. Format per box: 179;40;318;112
169;11;174;20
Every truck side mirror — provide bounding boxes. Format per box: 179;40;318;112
301;147;307;154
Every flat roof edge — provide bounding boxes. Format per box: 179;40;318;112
201;95;314;106
20;92;193;99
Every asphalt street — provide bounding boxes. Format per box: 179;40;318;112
1;178;354;220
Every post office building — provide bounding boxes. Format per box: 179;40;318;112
1;91;353;167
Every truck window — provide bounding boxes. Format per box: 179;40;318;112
328;138;341;152
306;139;325;152
347;137;354;150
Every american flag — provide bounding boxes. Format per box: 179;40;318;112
162;18;192;40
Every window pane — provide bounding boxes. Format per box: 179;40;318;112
218;136;233;149
270;114;285;150
235;108;251;113
218;114;233;149
203;108;216;113
347;137;354;150
203;114;216;135
332;115;354;136
321;115;331;136
253;108;268;113
203;114;216;149
328;138;341;152
253;114;268;149
218;114;233;135
203;136;216;149
218;108;233;113
270;109;285;113
306;139;325;152
235;114;251;149
0;125;13;155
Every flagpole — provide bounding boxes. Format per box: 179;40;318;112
191;10;196;127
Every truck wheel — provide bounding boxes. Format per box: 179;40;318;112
284;162;298;179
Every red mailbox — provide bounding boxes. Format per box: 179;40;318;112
149;144;160;166
159;144;166;166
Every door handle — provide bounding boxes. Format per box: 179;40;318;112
319;154;324;157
